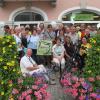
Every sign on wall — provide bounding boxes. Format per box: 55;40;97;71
37;40;52;55
74;14;94;21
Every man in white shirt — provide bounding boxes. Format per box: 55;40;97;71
20;48;48;79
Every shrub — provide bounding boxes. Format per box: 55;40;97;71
0;36;21;99
83;34;100;91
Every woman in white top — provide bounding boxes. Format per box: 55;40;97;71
52;37;65;70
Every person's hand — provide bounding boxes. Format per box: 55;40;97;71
35;67;39;70
58;56;62;62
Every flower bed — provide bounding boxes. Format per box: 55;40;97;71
61;34;100;100
0;36;51;100
61;72;100;100
11;76;51;100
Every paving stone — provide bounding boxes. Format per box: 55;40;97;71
47;72;74;100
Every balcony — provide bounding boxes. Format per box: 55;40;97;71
4;0;56;1
0;0;57;7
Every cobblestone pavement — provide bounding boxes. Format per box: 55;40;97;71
47;72;74;100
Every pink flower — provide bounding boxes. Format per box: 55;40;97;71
72;82;80;88
42;84;48;89
26;89;32;94
18;78;23;84
79;96;85;100
32;85;38;90
79;78;85;83
26;95;31;100
71;89;78;97
34;78;43;85
22;91;28;97
72;91;78;97
64;73;71;78
72;76;78;82
34;91;42;100
90;93;97;98
39;88;47;96
12;88;19;95
88;77;95;82
18;96;23;100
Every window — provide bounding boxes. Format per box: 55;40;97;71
62;11;100;21
14;12;44;21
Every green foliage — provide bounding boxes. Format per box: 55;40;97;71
0;35;21;99
83;34;100;90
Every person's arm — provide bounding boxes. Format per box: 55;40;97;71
21;59;39;71
26;65;39;71
65;51;70;58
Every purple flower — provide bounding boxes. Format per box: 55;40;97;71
96;89;100;92
96;95;100;99
82;82;90;90
85;95;89;100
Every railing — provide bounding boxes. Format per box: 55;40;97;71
4;0;56;1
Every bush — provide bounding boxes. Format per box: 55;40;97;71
0;36;21;99
83;34;100;91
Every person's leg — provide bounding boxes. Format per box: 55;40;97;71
38;65;47;73
53;58;60;66
61;58;65;70
32;49;37;62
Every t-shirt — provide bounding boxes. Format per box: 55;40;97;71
20;56;36;76
52;44;65;56
27;35;40;49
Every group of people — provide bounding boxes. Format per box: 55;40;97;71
3;23;99;81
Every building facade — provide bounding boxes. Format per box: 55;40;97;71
0;0;100;27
